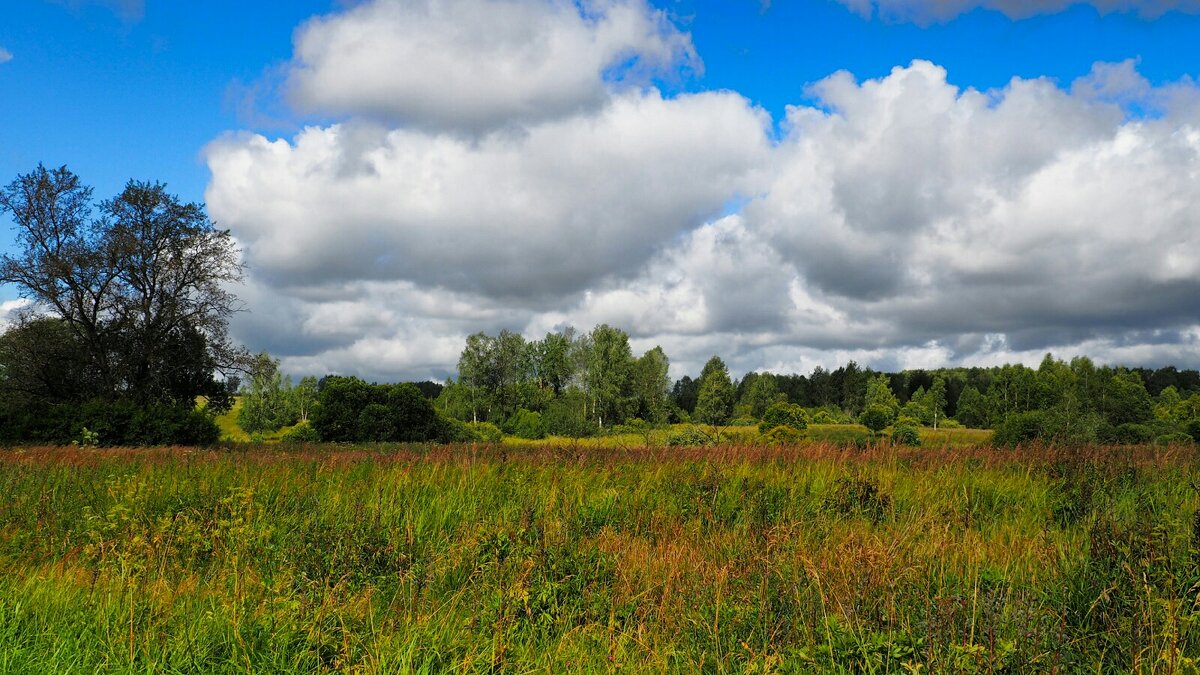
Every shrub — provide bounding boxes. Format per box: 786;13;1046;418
759;402;809;433
939;418;962;429
611;418;651;435
1112;423;1153;445
544;391;598;438
859;404;894;435
1188;419;1200;442
812;409;841;424
823;476;892;523
312;377;440;443
356;403;396;442
728;417;758;427
667;427;713;447
471;421;504;443
69;400;220;446
279;421;320;444
891;423;921;446
1153;432;1193;446
505;409;547;440
992;411;1045;447
762;424;805;445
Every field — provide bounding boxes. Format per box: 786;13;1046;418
1;441;1199;673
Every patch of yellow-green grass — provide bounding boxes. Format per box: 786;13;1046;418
213;396;249;442
210;396;296;443
502;422;992;449
920;425;993;447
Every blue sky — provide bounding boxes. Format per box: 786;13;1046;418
3;0;1200;379
5;0;1200;204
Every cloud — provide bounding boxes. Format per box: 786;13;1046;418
208;0;1200;381
0;48;11;64
836;0;1200;22
285;0;699;134
744;60;1200;365
206;89;770;301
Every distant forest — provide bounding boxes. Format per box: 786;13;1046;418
414;325;1199;446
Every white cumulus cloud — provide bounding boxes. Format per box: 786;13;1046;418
206;0;1200;380
285;0;699;134
206;89;770;302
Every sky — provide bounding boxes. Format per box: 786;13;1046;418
2;0;1200;381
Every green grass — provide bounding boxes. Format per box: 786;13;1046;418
211;397;296;443
0;441;1197;672
504;423;992;449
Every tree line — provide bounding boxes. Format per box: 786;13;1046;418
3;165;1197;447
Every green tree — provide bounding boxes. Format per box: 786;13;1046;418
630;346;671;424
237;352;296;435
954;386;989;428
528;328;576;395
1102;371;1154;427
694;356;735;426
585;324;634;428
860;404;892;438
0;165;245;409
291;376;318;423
740;372;785;419
1155;385;1184;422
926;376;948;429
863;374;899;423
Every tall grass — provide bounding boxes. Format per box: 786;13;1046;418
0;441;1197;672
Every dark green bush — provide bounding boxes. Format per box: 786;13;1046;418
544;391;598;438
2;399;221;446
1111;423;1153;445
1153;432;1193;446
759;402;809;433
859;404;894;435
1187;418;1200;442
312;377;440;443
505;409;547;440
891;423;921;446
992;411;1045;447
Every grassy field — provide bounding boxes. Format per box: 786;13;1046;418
499;424;992;450
1;441;1198;672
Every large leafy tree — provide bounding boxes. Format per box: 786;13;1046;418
863;374;899;423
237;352;294;434
584;324;634;428
630;346;671;424
0;165;244;409
694;356;735;426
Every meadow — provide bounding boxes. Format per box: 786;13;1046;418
1;441;1198;673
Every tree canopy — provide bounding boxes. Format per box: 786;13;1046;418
0;165;245;444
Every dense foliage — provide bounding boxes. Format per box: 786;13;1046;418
0;166;245;445
310;377;446;443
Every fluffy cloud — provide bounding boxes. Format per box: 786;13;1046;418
0;48;11;64
206;89;770;300
746;60;1200;361
208;0;1200;381
836;0;1200;22
285;0;698;134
